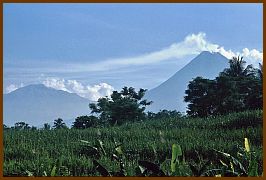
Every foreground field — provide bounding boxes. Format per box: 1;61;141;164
4;110;263;176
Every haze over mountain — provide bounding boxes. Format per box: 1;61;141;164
3;84;92;127
145;51;229;113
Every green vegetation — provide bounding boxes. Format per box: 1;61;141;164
185;57;262;117
72;115;99;129
89;86;152;126
3;56;263;176
4;110;263;176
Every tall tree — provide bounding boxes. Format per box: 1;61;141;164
89;87;152;125
3;124;9;130
215;75;246;114
184;56;262;117
14;122;30;130
43;123;51;130
184;77;217;117
218;56;260;113
220;56;256;78
53;118;67;129
257;63;263;82
147;110;182;119
72;115;99;129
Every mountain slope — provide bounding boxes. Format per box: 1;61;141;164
3;84;91;127
145;51;229;113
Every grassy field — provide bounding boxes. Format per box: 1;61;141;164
3;110;263;176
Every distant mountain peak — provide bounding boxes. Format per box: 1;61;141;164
200;50;220;54
145;51;229;113
200;50;213;55
9;83;48;93
26;84;48;90
4;83;91;127
9;83;71;95
196;51;224;58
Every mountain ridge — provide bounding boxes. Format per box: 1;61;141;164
145;51;229;113
4;84;92;127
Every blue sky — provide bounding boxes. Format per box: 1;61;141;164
4;3;263;100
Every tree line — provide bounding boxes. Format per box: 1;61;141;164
4;56;262;130
3;118;67;130
184;56;262;117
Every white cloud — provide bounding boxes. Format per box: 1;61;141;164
42;77;114;101
42;78;70;92
6;83;24;93
241;48;263;66
212;47;263;68
215;47;236;59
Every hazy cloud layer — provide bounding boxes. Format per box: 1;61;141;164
4;32;263;74
61;32;263;72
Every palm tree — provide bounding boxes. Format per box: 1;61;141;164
221;56;255;77
43;123;51;130
53;118;67;129
3;124;9;130
14;121;29;130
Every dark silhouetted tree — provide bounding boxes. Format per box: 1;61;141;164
14;122;31;130
89;86;152;125
217;56;261;113
147;110;182;119
31;126;37;131
53;118;67;129
184;77;217;117
43;123;51;130
257;63;263;82
3;124;9;130
72;115;99;129
220;56;256;78
184;56;262;117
